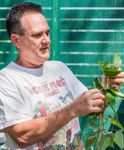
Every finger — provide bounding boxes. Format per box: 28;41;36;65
89;88;101;94
111;84;121;90
102;74;109;87
92;99;105;107
112;72;124;78
110;78;124;85
90;106;104;113
102;74;107;83
92;92;105;100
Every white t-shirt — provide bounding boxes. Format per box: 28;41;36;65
0;133;6;143
0;61;87;150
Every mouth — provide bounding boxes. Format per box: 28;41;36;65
40;47;49;50
39;47;50;53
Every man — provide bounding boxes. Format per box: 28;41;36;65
0;2;106;150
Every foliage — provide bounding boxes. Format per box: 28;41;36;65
84;55;124;150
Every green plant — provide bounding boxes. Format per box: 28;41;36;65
85;55;124;150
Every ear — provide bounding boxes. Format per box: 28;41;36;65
10;34;20;49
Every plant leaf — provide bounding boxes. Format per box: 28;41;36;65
99;55;122;77
109;89;124;98
107;116;124;131
113;55;122;68
98;132;114;150
93;78;107;93
99;61;110;71
103;67;121;77
98;135;114;150
114;130;124;149
106;93;116;105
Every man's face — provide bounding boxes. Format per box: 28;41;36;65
13;12;50;67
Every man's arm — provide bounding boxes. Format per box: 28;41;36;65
4;89;105;148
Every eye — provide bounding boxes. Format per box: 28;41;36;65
46;29;50;36
33;33;41;38
46;31;50;36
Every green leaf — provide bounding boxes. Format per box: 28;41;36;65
114;130;124;149
93;78;103;89
110;89;124;98
98;134;114;150
99;61;110;70
107;116;124;131
106;93;116;105
105;88;124;99
97;132;114;150
113;55;122;68
103;67;121;77
93;78;107;93
99;55;122;77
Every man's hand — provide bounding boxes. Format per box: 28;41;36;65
102;72;124;90
110;72;124;90
72;89;105;116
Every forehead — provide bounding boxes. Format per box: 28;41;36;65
21;12;49;33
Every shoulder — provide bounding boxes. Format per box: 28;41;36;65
0;62;14;74
44;61;75;78
45;60;68;69
45;60;66;66
0;63;16;86
0;66;9;78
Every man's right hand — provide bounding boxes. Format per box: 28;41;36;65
71;89;105;117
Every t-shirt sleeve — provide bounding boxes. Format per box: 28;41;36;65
0;74;33;130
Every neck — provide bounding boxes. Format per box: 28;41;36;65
15;58;43;68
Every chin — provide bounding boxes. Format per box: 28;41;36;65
43;54;50;60
41;56;50;64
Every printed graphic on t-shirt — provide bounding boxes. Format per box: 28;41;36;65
25;77;81;149
25;77;66;97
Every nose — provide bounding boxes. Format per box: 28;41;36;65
41;33;50;44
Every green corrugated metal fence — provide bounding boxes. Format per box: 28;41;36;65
59;0;124;89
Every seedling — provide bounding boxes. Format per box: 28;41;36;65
85;55;124;150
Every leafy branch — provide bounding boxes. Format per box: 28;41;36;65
85;55;124;150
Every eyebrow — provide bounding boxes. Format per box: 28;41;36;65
32;29;50;35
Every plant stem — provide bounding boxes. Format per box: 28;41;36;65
95;113;104;150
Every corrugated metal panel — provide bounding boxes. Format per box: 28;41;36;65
59;0;124;89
